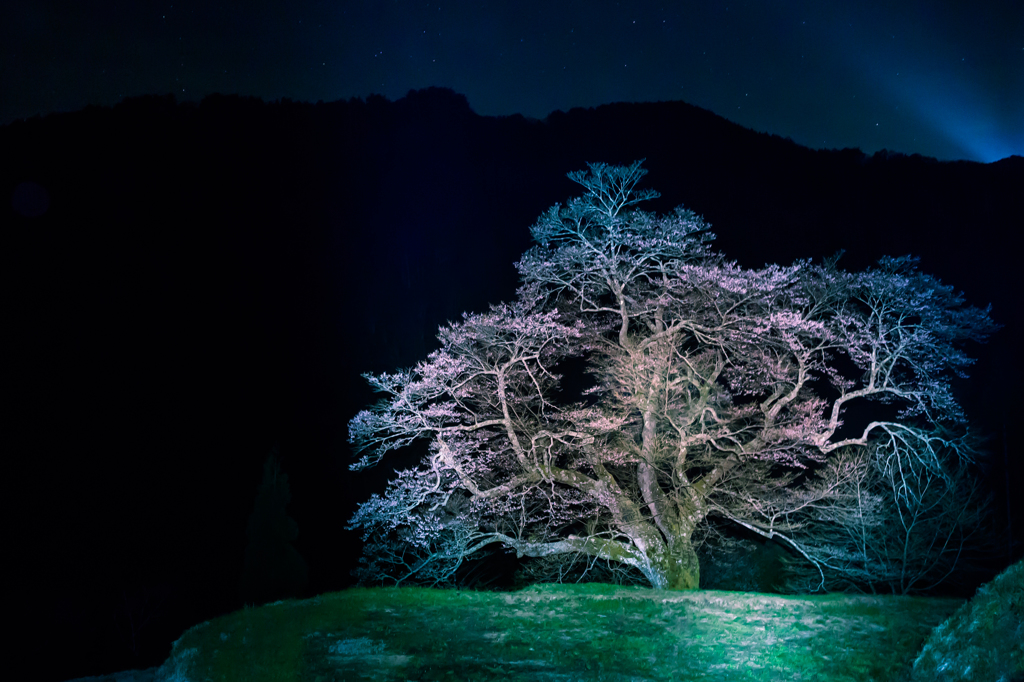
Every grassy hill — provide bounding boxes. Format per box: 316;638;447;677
911;560;1023;682
132;584;967;682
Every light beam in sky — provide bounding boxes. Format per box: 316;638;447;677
884;69;1024;163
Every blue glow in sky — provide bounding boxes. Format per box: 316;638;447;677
2;0;1020;161
833;1;1024;162
873;56;1024;163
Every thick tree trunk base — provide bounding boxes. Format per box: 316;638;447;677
666;540;701;590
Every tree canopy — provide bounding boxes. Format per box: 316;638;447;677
349;161;997;593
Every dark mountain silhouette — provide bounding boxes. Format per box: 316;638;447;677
4;87;1021;682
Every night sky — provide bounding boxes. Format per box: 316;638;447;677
3;0;1022;162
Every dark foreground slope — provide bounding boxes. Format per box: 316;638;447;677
4;89;1022;681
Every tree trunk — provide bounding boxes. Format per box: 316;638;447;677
664;537;700;590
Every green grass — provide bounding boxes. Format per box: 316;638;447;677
154;584;966;681
911;559;1023;682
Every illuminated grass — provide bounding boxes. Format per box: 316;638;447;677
162;585;962;681
911;560;1023;682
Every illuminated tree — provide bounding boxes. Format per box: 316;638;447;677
349;161;997;591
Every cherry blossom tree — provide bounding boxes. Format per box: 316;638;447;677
349;161;997;591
